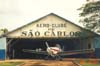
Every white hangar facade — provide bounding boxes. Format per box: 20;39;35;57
0;13;99;59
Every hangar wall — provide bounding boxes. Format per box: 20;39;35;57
0;37;6;60
6;14;94;38
94;37;100;58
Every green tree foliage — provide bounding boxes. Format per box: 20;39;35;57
79;1;100;33
0;28;8;35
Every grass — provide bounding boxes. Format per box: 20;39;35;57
75;59;100;66
82;63;100;66
0;62;22;66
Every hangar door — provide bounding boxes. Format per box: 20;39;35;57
7;38;91;59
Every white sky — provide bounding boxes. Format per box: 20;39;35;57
0;0;87;31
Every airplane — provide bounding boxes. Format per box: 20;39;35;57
22;42;94;60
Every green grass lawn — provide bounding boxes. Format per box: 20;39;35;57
0;62;22;66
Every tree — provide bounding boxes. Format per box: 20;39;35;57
0;28;8;35
1;28;8;33
79;0;100;33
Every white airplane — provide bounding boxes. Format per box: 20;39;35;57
22;42;94;60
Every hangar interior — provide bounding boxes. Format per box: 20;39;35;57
7;37;92;59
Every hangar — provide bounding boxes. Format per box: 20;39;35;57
0;13;99;59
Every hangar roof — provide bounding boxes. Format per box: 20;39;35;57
2;13;99;38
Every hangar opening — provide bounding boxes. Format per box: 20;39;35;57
7;38;91;59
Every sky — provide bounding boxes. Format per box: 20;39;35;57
0;0;87;31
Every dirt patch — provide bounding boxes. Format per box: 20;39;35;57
18;60;79;66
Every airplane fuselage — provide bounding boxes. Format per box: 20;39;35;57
47;47;61;57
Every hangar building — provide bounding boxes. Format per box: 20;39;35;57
0;13;99;60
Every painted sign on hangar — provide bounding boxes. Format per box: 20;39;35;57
6;13;94;38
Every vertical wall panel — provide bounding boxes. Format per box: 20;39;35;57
0;37;6;60
94;37;100;58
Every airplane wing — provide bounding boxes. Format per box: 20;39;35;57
22;49;48;55
59;49;94;56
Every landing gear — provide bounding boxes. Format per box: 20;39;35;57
44;55;63;61
55;55;63;61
